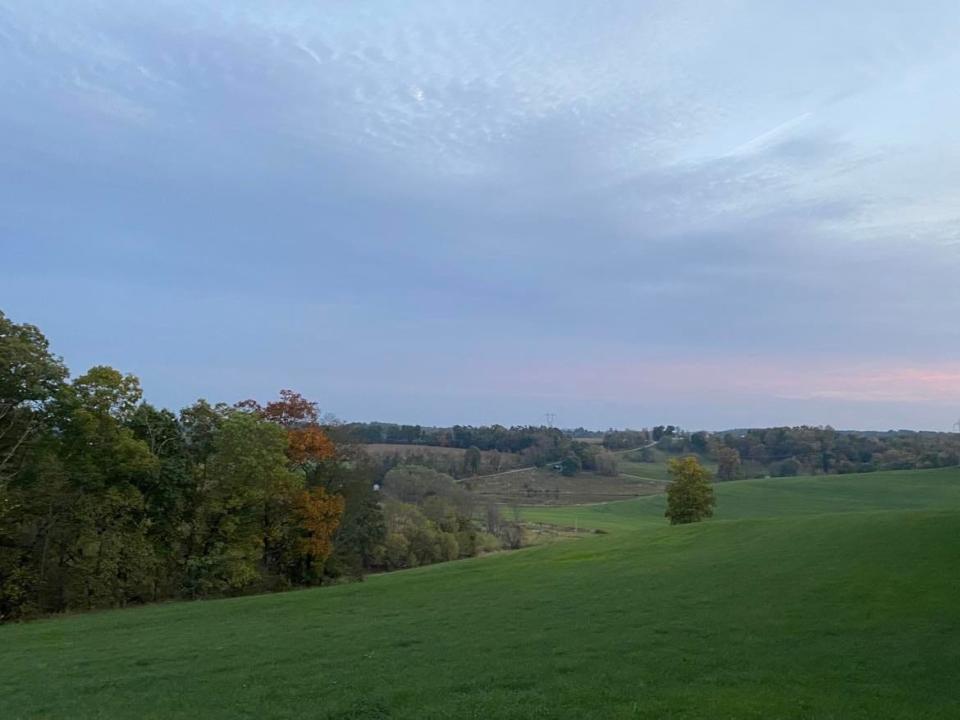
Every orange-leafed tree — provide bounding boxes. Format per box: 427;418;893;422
287;425;336;467
262;389;319;427
295;486;345;562
238;390;339;467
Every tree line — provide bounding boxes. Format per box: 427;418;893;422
346;422;577;455
633;426;960;479
0;312;519;621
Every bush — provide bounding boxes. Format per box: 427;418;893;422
473;532;501;554
560;455;581;477
594;451;619;477
381;533;412;570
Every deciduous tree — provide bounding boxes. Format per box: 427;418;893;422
665;456;715;525
715;446;742;482
294;487;345;565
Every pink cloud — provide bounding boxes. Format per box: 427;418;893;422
486;357;960;407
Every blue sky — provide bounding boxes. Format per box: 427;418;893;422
2;1;960;430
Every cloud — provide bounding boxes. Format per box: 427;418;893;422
2;1;960;428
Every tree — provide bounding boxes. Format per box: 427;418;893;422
287;426;336;467
690;431;709;453
242;390;338;476
715;447;741;481
293;487;345;567
382;465;458;505
560;454;581;477
774;457;801;477
0;311;67;491
464;446;482;475
127;403;193;598
594;450;619;477
0;312;68;619
237;389;319;427
186;411;299;595
664;456;715;525
32;366;158;612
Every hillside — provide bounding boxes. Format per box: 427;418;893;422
3;468;960;718
465;466;666;505
522;467;960;530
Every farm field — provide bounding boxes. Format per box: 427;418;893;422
3;468;960;719
362;442;674;504
615;447;717;482
464;466;666;505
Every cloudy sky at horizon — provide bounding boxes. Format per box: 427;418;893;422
3;1;960;430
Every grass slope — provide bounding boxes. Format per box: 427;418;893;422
523;467;960;531
3;469;960;719
616;448;716;482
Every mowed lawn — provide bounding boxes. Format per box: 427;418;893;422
3;470;960;719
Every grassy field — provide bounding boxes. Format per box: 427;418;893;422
616;447;717;482
522;467;960;531
363;442;682;504
3;468;960;718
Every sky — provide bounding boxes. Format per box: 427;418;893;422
2;1;960;431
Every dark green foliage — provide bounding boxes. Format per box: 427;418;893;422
345;422;580;466
560;454;581;477
773;457;801;477
652;425;676;442
714;426;960;477
689;431;709;453
464;445;482;475
601;428;650;450
0;311;67;508
323;459;387;579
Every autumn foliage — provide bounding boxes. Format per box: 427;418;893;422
261;389;319;427
287;425;336;466
238;390;337;466
295;487;345;561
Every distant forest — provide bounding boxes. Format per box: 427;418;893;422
348;421;960;479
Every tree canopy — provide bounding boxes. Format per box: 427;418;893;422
665;456;715;525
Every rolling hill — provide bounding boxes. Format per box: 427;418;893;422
3;468;959;718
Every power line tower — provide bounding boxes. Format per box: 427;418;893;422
544;412;556;428
954;418;960;433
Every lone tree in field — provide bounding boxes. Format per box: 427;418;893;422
665;456;715;525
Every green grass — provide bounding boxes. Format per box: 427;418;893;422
3;468;960;719
523;467;960;530
616;448;716;482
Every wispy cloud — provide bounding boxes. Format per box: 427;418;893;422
724;112;813;157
